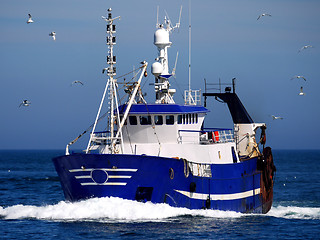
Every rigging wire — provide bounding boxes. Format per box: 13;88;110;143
67;112;108;147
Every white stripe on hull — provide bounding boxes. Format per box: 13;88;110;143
69;168;138;173
175;188;260;201
81;182;127;186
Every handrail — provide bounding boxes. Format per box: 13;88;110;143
178;128;234;144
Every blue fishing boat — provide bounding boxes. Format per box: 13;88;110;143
53;8;276;213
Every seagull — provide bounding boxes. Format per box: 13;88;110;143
271;115;283;120
49;32;56;41
19;100;31;107
298;45;314;53
27;14;34;24
257;13;272;20
291;75;307;81
299;86;305;96
71;80;84;86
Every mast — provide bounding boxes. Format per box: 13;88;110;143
184;0;201;106
151;6;182;104
85;8;120;154
188;0;191;104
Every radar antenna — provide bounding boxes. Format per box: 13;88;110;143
151;6;182;104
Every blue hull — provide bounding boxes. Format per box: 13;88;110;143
53;153;274;213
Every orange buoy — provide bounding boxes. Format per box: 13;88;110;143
214;131;220;142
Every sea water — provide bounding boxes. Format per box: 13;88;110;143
0;150;319;239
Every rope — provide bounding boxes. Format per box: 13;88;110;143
67;112;108;147
116;65;144;81
182;158;190;178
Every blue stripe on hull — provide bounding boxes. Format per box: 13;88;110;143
52;154;264;213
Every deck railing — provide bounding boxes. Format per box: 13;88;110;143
178;128;234;144
91;131;120;145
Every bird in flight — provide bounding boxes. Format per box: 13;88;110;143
71;80;84;86
19;100;31;107
299;87;305;96
27;14;34;24
298;45;313;53
49;32;56;41
257;13;271;20
291;75;306;81
271;115;283;120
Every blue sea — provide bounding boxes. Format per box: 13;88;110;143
0;150;319;239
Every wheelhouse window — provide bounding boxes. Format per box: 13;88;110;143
180;113;199;124
129;116;137;125
129;116;138;125
166;115;174;125
140;115;151;125
120;115;127;125
154;115;163;125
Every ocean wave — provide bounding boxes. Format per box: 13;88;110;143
0;197;319;222
267;205;320;220
0;197;242;222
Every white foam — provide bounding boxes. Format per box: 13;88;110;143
267;205;320;220
0;197;242;222
1;198;318;222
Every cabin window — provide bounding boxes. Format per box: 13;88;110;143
177;115;182;124
166;115;174;125
129;116;137;125
182;114;186;124
140;115;151;125
188;114;191;124
154;115;163;125
195;113;198;123
120;115;127;125
192;114;195;124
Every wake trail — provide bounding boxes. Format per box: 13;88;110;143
0;197;319;221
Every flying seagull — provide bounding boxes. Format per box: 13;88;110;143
271;115;283;120
71;80;84;86
291;75;307;81
298;45;314;53
299;86;305;96
49;32;56;41
257;13;271;20
27;14;34;24
19;100;31;107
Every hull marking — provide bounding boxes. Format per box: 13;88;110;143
69;168;136;186
174;188;260;201
69;168;138;173
81;182;127;186
75;175;131;180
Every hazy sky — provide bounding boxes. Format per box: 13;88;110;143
1;0;319;150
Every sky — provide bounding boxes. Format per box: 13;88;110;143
0;0;319;150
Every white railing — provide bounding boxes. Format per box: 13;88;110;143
184;90;201;105
90;131;121;145
178;129;234;144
